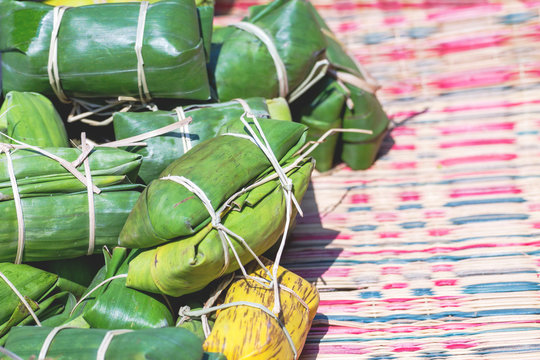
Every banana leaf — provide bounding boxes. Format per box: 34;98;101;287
306;1;390;170
33;255;105;295
0;263;77;344
0;91;68;147
0;186;142;262
113;97;291;184
0;0;210;101
1;327;211;360
72;247;175;329
203;258;319;359
119;118;307;249
0;147;142;198
210;0;326;101
125;158;313;297
38;0;215;62
292;75;346;172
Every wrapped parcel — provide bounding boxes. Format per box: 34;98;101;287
113;97;291;184
0;0;211;101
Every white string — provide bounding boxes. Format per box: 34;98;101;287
135;1;151;103
70;274;128;316
38;326;75;360
160;176;277;283
231;98;302;315
232;22;288;97
159;176;231;277
288;59;330;103
0;145;25;264
96;329;133;360
175;107;193;153
47;6;71;104
329;69;381;95
80;133;96;255
0;131;101;194
0;270;42;326
179;302;298;359
0;347;23;360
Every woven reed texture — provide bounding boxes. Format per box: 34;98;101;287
217;1;540;358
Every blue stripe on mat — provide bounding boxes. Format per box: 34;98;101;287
444;197;526;207
317;308;540;323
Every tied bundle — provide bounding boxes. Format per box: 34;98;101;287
291;2;390;171
118;100;313;297
0;263;78;345
196;259;319;360
68;247;176;330
0;91;69;148
1;326;223;360
113;97;292;184
0;0;211;104
0;132;143;263
210;0;328;102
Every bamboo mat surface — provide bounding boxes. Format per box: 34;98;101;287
217;1;540;358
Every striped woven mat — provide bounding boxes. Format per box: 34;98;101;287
217;1;540;358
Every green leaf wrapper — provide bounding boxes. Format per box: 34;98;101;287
0;0;211;101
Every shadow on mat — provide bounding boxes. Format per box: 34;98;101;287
284;179;344;356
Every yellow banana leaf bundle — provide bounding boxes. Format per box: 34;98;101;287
0;91;68;147
203;258;319;359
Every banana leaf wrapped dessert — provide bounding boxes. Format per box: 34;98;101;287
0;91;68;147
0;146;143;262
40;0;215;62
113;97;291;184
202;259;319;360
307;2;389;170
0;0;211;102
291;76;347;172
0;262;77;344
1;326;217;360
210;0;327;101
71;247;175;330
119;117;307;248
125;157;313;296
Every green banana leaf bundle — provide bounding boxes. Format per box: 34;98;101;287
0;147;141;200
71;247;175;330
113;97;291;184
307;2;390;170
0;146;143;262
125;158;313;297
210;0;326;101
119;118;307;249
0;262;77;344
292;75;347;172
0;0;211;101
0;186;141;263
1;326;218;360
0;91;68;147
39;0;215;62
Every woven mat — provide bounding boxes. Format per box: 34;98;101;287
217;1;540;358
